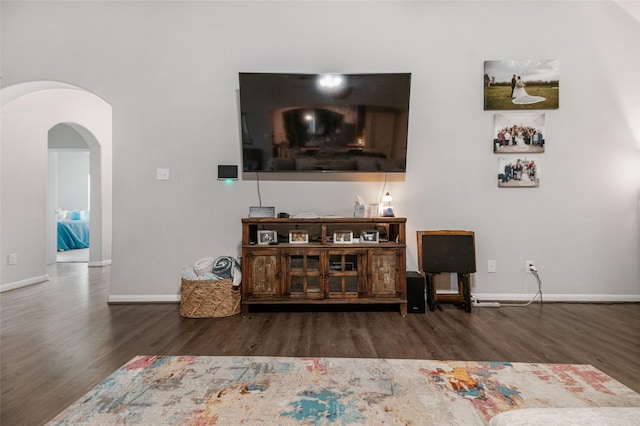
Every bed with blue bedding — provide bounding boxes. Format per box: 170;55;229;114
57;219;90;251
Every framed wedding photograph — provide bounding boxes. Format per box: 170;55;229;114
289;230;309;244
360;230;379;243
333;231;353;244
498;157;540;188
257;230;278;245
483;59;559;110
493;113;545;154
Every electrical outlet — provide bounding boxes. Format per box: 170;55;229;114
488;259;496;273
156;168;170;180
526;260;535;271
7;253;17;265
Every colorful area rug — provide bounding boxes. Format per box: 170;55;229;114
48;356;640;425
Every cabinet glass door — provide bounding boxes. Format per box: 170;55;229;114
327;252;361;298
287;251;321;299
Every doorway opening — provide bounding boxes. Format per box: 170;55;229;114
49;124;91;263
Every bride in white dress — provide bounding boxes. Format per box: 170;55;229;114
513;129;529;151
519;162;535;186
512;76;546;105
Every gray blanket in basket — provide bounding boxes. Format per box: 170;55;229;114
181;256;242;287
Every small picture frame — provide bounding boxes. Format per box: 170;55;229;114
360;230;379;243
257;230;278;245
289;230;309;244
498;157;540;188
333;231;353;244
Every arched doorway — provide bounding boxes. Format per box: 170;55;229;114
0;81;112;292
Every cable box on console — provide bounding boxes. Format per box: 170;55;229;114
249;206;275;218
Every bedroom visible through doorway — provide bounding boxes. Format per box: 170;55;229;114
49;123;91;264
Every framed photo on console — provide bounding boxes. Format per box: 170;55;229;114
360;230;379;243
257;230;278;245
333;231;353;244
289;230;309;244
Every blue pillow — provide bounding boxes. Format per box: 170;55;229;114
70;210;81;220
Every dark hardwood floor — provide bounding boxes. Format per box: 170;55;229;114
2;263;639;425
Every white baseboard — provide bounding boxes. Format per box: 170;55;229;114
88;259;112;267
0;275;49;293
473;293;640;303
107;293;640;305
108;294;180;304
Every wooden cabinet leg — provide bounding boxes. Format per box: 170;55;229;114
426;273;436;311
461;273;472;313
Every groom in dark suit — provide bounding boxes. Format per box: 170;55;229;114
511;75;517;98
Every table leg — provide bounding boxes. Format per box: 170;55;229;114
426;273;436;311
460;273;472;313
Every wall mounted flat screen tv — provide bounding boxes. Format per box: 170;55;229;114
239;73;411;173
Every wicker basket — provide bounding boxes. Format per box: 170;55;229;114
180;278;241;318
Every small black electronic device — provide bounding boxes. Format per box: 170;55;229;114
278;212;290;218
217;165;238;180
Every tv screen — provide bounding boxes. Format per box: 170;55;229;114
239;73;411;173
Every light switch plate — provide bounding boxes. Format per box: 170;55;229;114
156;168;170;180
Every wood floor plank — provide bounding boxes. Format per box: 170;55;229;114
1;263;639;426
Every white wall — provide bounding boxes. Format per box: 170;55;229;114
49;123;91;214
1;1;638;301
53;151;90;212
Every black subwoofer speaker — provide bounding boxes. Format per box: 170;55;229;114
406;271;426;314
